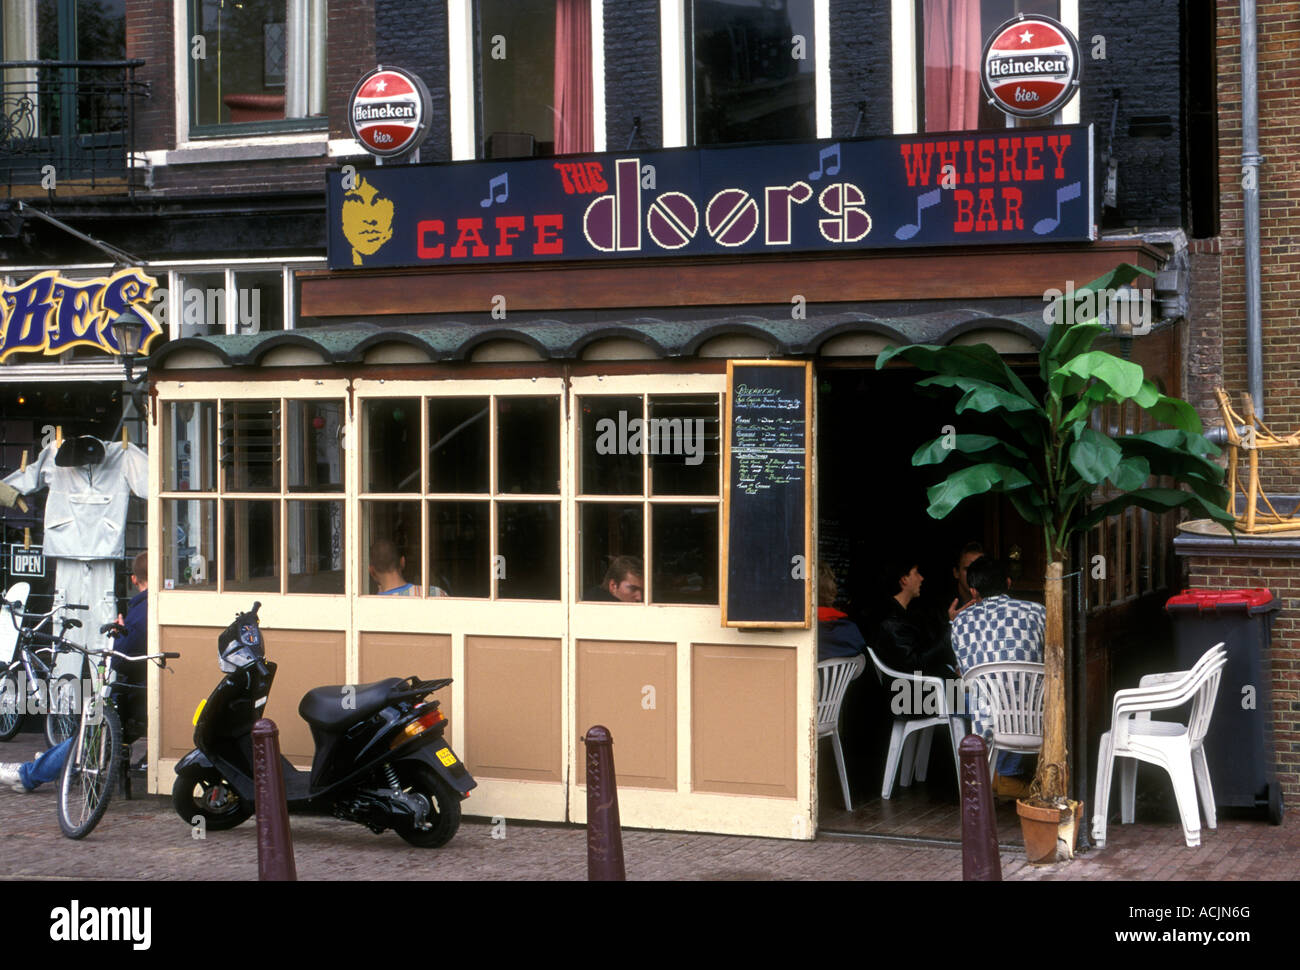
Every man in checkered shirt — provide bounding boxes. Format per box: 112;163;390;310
949;556;1044;797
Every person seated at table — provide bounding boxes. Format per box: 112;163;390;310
947;540;985;622
949;555;1044;799
584;555;644;602
818;565;867;663
872;556;958;681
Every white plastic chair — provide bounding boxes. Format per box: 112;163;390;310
0;582;30;665
961;661;1046;778
866;647;962;799
817;654;865;811
1092;643;1228;848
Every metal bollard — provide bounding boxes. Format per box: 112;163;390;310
959;733;1002;881
583;725;626;881
252;718;297;881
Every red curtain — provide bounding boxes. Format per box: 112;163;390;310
554;0;593;153
924;0;982;131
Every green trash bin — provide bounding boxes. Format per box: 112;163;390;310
1165;588;1284;824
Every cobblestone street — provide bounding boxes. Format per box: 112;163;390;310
2;737;1295;883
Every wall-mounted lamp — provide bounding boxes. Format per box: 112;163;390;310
110;307;148;385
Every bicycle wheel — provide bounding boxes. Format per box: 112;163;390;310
0;671;24;741
46;674;81;747
57;703;122;840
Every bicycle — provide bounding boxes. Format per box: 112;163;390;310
0;587;91;747
55;625;178;839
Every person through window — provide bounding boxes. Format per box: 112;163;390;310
585;555;644;602
873;556;958;681
817;566;867;662
370;538;417;596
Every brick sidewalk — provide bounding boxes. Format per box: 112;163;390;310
0;736;1294;880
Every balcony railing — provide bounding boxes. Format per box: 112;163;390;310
0;60;148;199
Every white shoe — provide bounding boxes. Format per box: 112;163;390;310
0;763;27;792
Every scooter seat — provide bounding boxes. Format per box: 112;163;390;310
299;677;405;730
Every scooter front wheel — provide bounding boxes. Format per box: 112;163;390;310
173;764;254;831
393;762;461;848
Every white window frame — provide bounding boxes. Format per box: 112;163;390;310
893;0;1080;134
171;0;330;149
448;0;607;162
661;0;831;149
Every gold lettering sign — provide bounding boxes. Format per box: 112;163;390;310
0;269;161;362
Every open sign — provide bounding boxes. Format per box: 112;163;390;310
9;544;44;578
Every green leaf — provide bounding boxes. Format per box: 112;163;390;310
1040;263;1156;376
1117;431;1225;482
1007;488;1050;526
1146;394;1204;433
1108;455;1151;491
1077;487;1234;532
1049;350;1145;401
877;343;1039;405
924;463;1033;519
1068;427;1122;484
911;433;1029;466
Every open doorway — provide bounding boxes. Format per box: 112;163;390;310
814;364;1044;838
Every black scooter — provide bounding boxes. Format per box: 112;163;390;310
173;603;475;847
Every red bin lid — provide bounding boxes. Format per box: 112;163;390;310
1165;588;1274;610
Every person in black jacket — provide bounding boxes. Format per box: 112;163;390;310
873;557;958;681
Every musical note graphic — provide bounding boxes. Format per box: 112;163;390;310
480;172;509;208
808;143;841;181
1032;181;1082;235
894;188;942;240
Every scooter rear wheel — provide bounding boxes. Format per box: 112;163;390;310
393;763;461;848
173;764;254;831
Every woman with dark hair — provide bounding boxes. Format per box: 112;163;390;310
872;557;958;680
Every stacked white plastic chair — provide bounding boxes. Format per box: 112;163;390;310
866;647;962;799
960;661;1046;777
816;654;865;811
1092;642;1228;848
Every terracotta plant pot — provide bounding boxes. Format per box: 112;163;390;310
1016;797;1085;864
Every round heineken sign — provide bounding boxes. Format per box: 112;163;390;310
981;15;1081;119
349;66;431;158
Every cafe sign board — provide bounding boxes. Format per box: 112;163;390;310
327;127;1094;270
981;15;1082;119
0;268;162;362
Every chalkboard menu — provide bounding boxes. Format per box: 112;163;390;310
722;361;812;627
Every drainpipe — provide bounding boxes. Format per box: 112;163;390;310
1241;0;1264;420
1209;1;1263;445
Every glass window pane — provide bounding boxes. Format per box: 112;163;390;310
651;504;717;604
429;500;491;598
364;398;420;492
692;0;816;145
920;0;1059;133
233;270;285;334
648;395;720;496
428;397;489;493
498;502;560;600
287;400;344;492
221;400;281;492
175;272;226;337
362;500;422;595
223;500;280;593
190;0;328;127
287;500;344;594
579;395;643;495
162;499;215;590
580;503;643;601
498;396;560;494
163;401;216;491
478;0;564;157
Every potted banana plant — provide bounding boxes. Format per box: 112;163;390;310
876;263;1234;862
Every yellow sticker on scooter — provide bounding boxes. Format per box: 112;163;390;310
436;747;457;767
192;698;206;726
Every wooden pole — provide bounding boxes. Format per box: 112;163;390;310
1036;560;1068;800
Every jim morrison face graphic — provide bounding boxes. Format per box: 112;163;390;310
341;176;395;265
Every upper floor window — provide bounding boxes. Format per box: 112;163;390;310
920;0;1059;132
475;0;592;158
188;0;327;134
688;0;817;145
